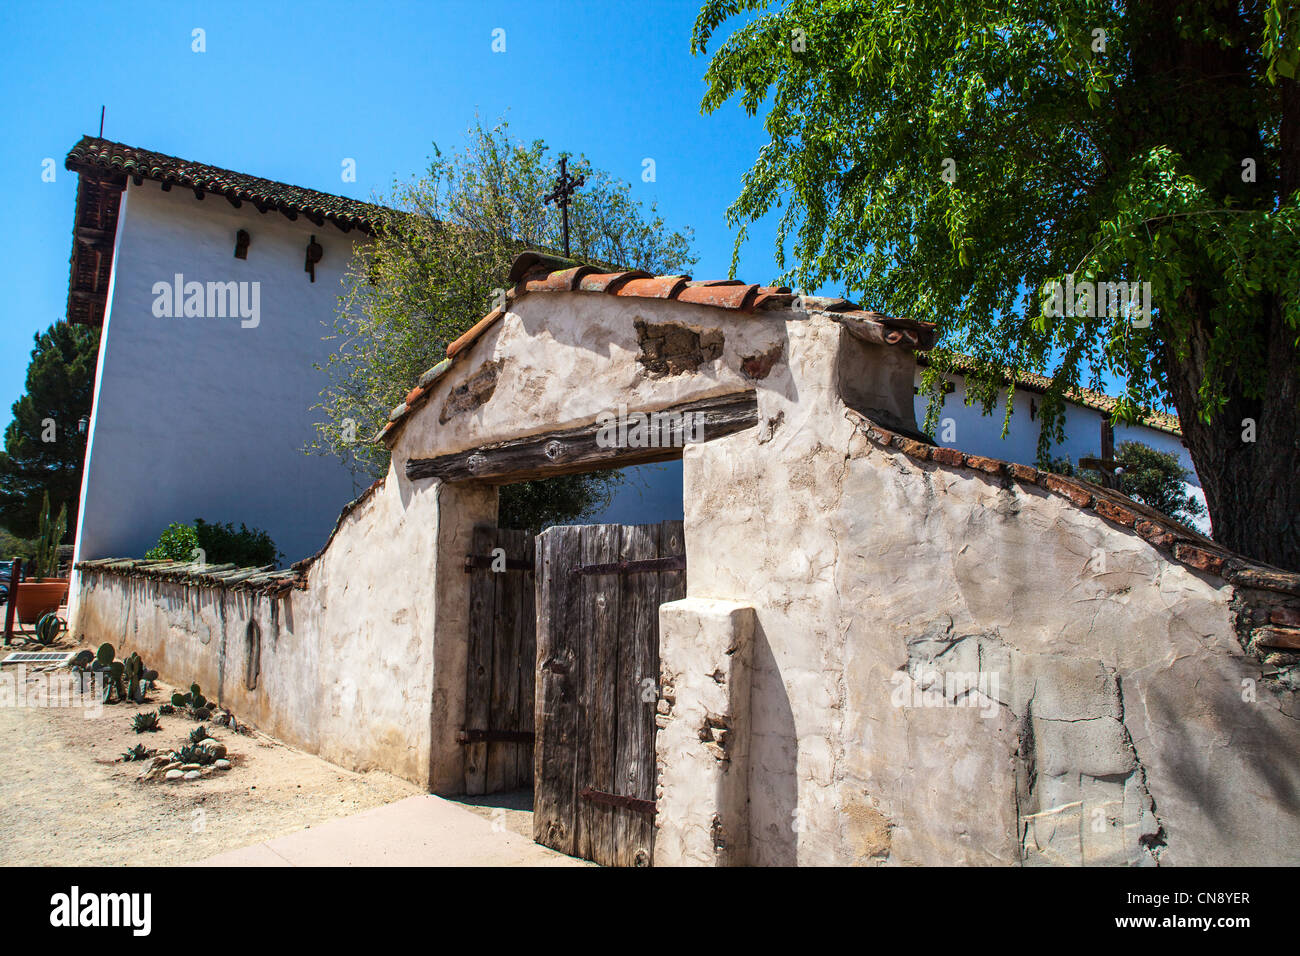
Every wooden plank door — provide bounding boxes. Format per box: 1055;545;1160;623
462;526;536;795
533;520;686;867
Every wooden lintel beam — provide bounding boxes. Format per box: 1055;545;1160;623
406;391;758;484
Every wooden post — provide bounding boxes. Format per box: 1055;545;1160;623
3;556;21;645
1101;418;1116;490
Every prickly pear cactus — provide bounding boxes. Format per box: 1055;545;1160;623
33;613;63;646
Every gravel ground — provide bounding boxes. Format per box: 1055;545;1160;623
0;640;418;866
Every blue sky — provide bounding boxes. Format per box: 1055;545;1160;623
0;0;794;416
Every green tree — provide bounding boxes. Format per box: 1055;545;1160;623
0;322;97;539
311;118;697;528
693;1;1300;570
1113;441;1207;527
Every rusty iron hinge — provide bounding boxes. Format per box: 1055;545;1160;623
457;729;536;744
464;553;535;573
571;554;685;577
579;786;656;815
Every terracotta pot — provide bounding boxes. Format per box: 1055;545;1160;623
15;578;69;624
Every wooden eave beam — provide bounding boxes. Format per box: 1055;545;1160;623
406;391;759;484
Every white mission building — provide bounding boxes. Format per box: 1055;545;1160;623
63;137;377;565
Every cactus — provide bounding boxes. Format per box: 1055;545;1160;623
158;703;175;716
121;652;155;703
189;725;210;744
106;661;125;703
95;643;114;667
32;492;67;579
33;613;63;646
131;711;161;733
168;682;211;716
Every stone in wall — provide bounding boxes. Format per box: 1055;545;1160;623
634;319;723;377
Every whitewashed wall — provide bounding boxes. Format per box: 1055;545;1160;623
72;180;366;568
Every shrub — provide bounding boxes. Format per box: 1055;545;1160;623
145;519;282;568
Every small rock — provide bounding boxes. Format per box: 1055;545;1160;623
198;740;227;759
183;770;201;781
150;754;171;768
165;769;184;781
180;763;202;772
161;761;182;773
214;759;231;770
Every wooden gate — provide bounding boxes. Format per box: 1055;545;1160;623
533;520;685;867
462;526;536;794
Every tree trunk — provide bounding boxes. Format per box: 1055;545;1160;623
1162;295;1300;572
1137;3;1300;572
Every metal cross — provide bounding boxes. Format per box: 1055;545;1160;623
543;156;585;258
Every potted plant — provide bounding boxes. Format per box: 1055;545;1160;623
15;492;69;624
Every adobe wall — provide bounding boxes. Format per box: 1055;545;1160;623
73;470;497;787
70;275;1300;865
666;316;1300;865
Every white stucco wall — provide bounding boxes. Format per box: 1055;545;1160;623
72;180;367;568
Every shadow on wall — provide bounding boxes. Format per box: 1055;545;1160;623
1145;683;1298;837
747;617;799;865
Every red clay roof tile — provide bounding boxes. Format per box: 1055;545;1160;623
615;275;690;299
677;283;759;311
577;270;652;294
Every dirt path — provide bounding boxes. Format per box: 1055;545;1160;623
0;645;418;866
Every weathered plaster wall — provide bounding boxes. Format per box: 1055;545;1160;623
673;317;1300;866
73;462;496;787
393;293;790;460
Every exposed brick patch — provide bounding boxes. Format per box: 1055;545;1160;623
930;446;964;467
1135;520;1175;549
865;423;897;447
1007;463;1039;483
740;343;784;380
1039;473;1093;508
892;435;932;459
1094;497;1138;529
634;319;724;377
964;454;1003;475
439;360;501;425
1174;543;1227;577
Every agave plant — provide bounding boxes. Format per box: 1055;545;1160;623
170;743;216;766
120;743;154;762
188;725;210;744
131;711;161;733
